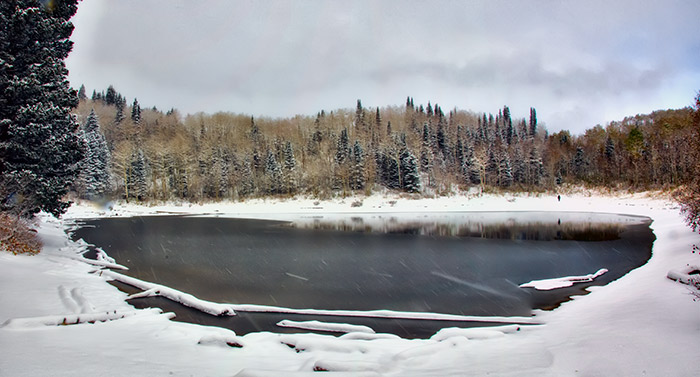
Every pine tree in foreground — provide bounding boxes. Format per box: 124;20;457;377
0;0;83;217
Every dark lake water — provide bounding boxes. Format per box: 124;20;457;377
72;212;654;338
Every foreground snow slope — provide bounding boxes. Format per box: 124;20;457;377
1;191;698;376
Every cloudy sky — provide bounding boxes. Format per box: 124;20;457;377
66;0;700;134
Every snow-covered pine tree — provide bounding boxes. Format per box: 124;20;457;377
78;84;87;101
485;148;499;186
498;153;514;187
215;148;231;199
77;110;111;200
237;158;255;198
282;141;297;194
529;107;537;137
573;146;586;179
0;0;84;217
400;149;421;193
335;128;350;165
376;150;400;189
350;140;365;191
131;98;141;125
105;85;117;106
462;145;480;185
264;150;282;194
512;148;526;184
114;96;126;124
528;145;543;186
130;149;148;201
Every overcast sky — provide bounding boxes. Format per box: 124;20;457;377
66;0;700;134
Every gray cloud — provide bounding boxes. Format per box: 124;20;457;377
67;0;700;133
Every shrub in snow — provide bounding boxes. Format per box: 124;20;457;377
0;213;42;254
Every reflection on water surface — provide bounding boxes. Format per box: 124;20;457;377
73;211;654;338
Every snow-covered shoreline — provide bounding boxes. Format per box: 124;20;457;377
1;191;699;376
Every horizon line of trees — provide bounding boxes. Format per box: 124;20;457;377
72;85;699;206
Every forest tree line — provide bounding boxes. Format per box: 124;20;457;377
72;85;699;203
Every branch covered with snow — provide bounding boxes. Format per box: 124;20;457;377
277;319;375;334
99;270;236;316
519;268;608;290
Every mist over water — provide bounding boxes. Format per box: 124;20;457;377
73;212;654;338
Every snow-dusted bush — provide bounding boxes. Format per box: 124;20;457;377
0;213;42;255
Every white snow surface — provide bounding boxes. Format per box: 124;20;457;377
1;190;699;376
519;268;609;290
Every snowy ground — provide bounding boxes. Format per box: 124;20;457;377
1;190;699;376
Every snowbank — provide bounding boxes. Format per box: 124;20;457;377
1;190;698;377
667;265;700;287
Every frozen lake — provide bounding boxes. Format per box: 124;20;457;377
73;212;654;338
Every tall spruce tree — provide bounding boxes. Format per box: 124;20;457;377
529;107;537;137
350;140;365;191
77;84;87;101
264;150;282;194
131;98;141;124
130;149;148;201
0;0;83;217
282;141;297;194
400;149;421;193
77;110;111;200
498;153;514;187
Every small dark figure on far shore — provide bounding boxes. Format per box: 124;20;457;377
557;195;561;202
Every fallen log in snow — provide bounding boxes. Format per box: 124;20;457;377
99;270;237;316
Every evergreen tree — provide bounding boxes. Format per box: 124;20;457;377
503;106;513;145
0;0;84;217
350;141;365;191
131;98;141;124
335;128;350;164
354;99;365;129
376;151;400;189
512;148;526;184
604;136;615;161
77;110;111;199
216;149;231;198
465;146;481;185
238;158;255;197
486;149;499;185
78;84;87;100
518;119;528;141
114;97;126;124
498;153;514;187
528;145;543;186
573;146;586;179
130;149;148;201
105;85;117;106
282;141;297;194
400;149;420;193
264;150;282;194
529;107;537;137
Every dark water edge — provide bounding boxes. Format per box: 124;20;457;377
73;213;655;339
